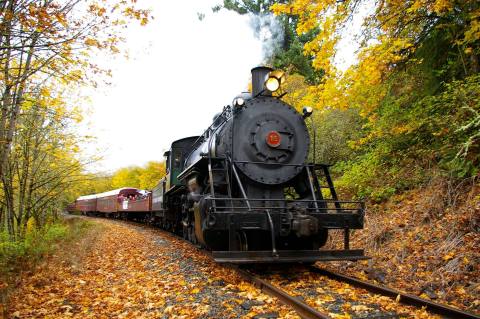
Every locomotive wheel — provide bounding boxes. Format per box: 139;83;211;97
188;226;197;245
144;213;152;225
236;231;249;251
182;223;197;245
314;229;329;249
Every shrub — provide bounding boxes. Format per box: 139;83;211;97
333;75;480;201
0;218;92;278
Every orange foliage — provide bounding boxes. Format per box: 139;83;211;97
324;179;480;313
7;219;298;318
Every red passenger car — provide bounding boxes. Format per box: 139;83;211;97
118;191;151;213
96;188;140;214
75;194;97;214
66;203;77;213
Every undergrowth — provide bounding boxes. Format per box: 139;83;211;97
324;176;480;312
0;217;94;281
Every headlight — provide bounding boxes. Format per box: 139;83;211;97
264;70;285;92
265;77;280;92
302;106;313;118
233;97;245;107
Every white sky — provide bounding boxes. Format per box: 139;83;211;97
79;0;363;173
80;0;263;172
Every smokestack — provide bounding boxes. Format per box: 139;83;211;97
251;66;273;97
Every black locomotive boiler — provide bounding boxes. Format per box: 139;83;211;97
150;67;366;263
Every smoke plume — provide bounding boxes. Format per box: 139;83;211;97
248;13;285;62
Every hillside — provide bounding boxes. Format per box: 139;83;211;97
324;177;480;313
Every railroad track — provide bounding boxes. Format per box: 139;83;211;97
310;267;480;319
232;264;480;319
81;216;480;319
233;266;330;319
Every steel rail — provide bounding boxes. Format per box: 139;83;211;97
180;239;331;318
311;267;480;319
232;266;331;319
168;231;329;318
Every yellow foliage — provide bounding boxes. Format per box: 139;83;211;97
111;161;166;190
433;0;454;14
26;217;36;235
463;17;480;44
270;0;478;128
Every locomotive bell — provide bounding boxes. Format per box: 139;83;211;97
233;92;252;109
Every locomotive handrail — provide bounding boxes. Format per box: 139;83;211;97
207;197;364;204
233;160;306;167
184;105;232;163
205;108;232;211
232;161;333;168
209;206;361;214
306;166;320;212
229;159;252;210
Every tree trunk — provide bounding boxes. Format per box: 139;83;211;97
0;0;15;182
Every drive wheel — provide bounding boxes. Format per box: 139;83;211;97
314;229;329;249
188;226;197;245
236;231;249;251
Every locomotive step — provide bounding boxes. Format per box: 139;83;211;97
212;249;368;264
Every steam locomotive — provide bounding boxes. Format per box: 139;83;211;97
72;67;366;263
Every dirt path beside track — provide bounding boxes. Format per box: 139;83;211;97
8;218;297;319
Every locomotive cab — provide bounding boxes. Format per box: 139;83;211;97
163;137;199;194
155;136;199;233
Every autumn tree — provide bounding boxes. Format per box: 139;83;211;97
0;0;149;182
111;161;166;190
138;161;166;190
68;173;113;198
0;85;83;238
271;0;480;200
0;0;150;237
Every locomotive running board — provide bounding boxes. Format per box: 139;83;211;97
212;249;369;264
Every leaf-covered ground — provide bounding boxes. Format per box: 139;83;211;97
8;218;298;318
6;217;438;319
324;179;480;315
7;182;479;319
252;265;439;319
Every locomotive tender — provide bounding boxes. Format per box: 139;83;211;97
72;67;366;263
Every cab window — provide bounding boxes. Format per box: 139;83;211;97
164;151;171;174
173;149;182;169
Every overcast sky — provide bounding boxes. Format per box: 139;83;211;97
79;0;363;173
79;0;265;172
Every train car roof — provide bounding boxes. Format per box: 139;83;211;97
95;187;139;198
77;194;97;201
76;187;144;201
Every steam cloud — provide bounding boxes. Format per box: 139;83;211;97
248;13;285;62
